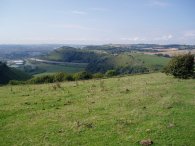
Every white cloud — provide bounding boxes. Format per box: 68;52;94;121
71;10;87;15
184;30;195;37
57;10;88;15
154;34;173;40
89;8;109;12
165;34;173;39
148;0;170;7
120;37;146;41
50;24;102;31
53;24;89;30
176;30;195;44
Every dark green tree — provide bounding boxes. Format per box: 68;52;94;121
163;53;194;79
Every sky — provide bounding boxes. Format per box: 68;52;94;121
0;0;195;44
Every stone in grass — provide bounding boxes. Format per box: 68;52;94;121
140;139;153;146
167;123;175;128
145;129;151;133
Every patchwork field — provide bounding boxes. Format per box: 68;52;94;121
0;73;194;145
144;48;195;57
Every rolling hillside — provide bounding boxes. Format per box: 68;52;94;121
86;53;169;73
42;46;170;74
0;73;194;145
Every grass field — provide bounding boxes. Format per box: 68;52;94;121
28;62;87;76
0;73;194;145
112;53;170;67
132;53;170;67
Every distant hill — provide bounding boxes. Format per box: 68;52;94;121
42;46;169;74
0;62;31;84
42;46;102;63
83;44;195;54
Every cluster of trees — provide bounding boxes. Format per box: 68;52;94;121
11;65;152;85
115;66;149;74
86;56;114;73
156;53;171;58
28;72;92;84
0;62;31;84
10;69;136;85
0;62;8;84
9;71;100;85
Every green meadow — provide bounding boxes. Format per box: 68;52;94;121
32;62;87;76
0;73;194;145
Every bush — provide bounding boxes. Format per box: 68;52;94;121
73;71;92;80
54;72;67;82
9;80;25;85
93;73;104;79
116;66;149;74
64;74;74;81
27;72;82;84
105;70;117;77
163;53;194;79
29;75;55;84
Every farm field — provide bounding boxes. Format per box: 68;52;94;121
131;53;170;67
20;59;88;76
32;62;87;76
144;48;195;57
0;73;194;145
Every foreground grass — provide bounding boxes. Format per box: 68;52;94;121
0;73;194;145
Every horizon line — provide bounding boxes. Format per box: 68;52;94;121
0;43;194;46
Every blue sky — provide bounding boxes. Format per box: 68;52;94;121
0;0;195;44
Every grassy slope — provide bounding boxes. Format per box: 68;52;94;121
106;53;170;67
46;51;63;61
106;54;141;67
132;53;170;67
86;53;169;73
0;73;194;145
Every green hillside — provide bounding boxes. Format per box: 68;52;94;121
86;53;169;73
0;62;31;84
42;46;101;63
0;73;194;145
43;46;170;74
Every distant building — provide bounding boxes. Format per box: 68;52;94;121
13;60;24;65
7;60;24;68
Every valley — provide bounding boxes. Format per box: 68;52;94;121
2;44;193;76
